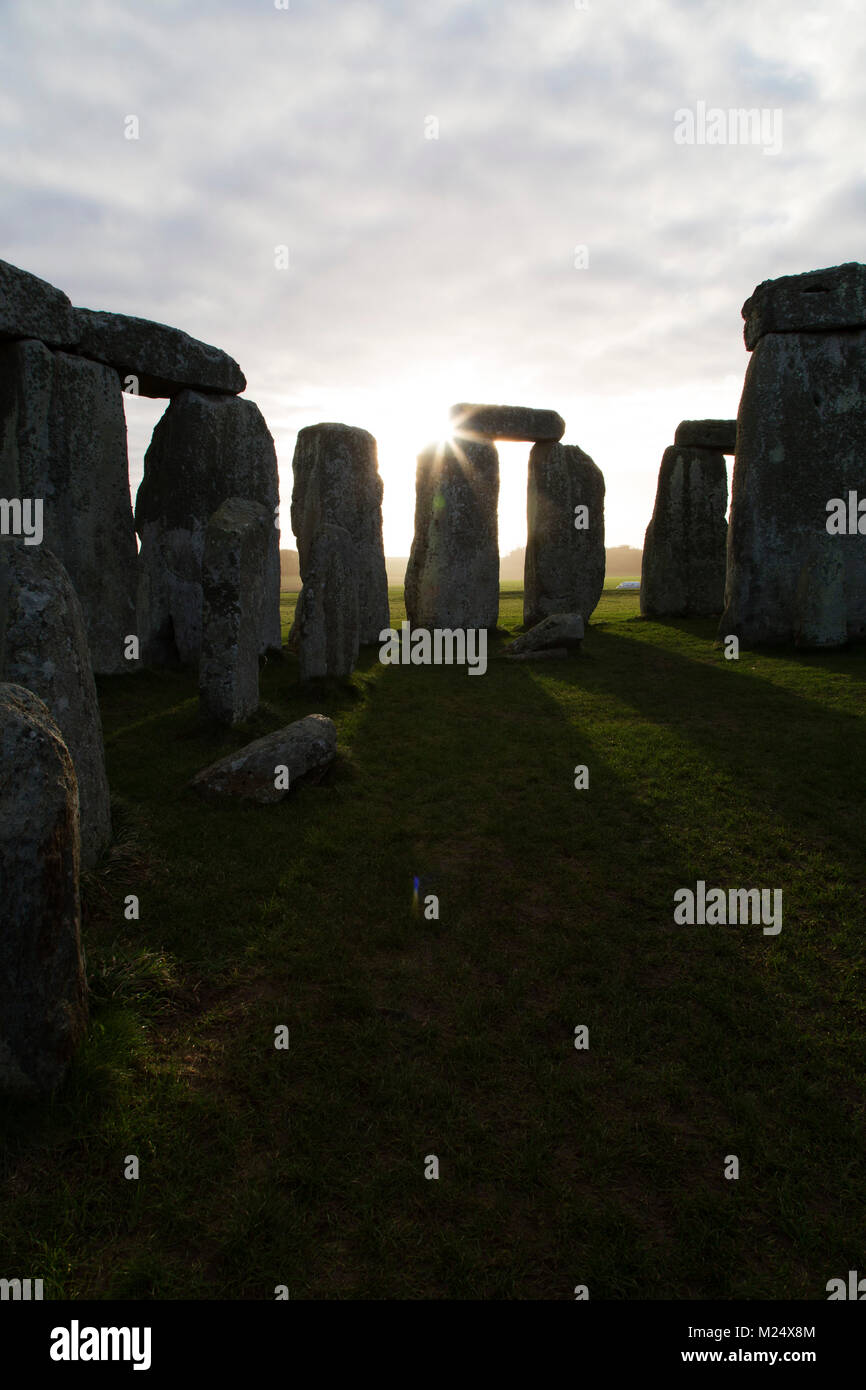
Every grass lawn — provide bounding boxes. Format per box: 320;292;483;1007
1;579;864;1299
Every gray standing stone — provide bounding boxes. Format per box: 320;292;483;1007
0;540;111;867
524;442;605;628
0;258;77;347
742;262;866;350
296;523;359;681
199;498;271;724
0;339;138;674
674;419;737;454
73;307;246;398
793;534;848;650
404;437;500;630
450;402;565;442
641;444;728;618
0;683;87;1096
189;713;337;803
135;389;281;667
290;423;388;644
721;327;866;645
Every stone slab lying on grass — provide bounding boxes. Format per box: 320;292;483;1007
189;713;336;803
507;613;584;656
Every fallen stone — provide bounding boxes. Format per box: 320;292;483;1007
641;445;728;617
73;306;246;398
505;646;569;662
189;713;337;803
0;258;77;348
199;498;271;724
721;328;866;644
404;437;500;629
743;262;866;350
0;338;138;674
0;541;112;867
135;390;281;666
674;419;737;454
296;523;360;681
0;683;87;1095
508;613;584;656
450;402;565;442
524;441;605;627
290;423;389;644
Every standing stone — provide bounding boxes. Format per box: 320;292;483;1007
0;259;77;347
0;339;138;674
524;442;605;627
450;403;565;442
721;324;866;645
290;424;388;644
641;445;728;618
0;683;87;1096
135;390;281;667
199;498;271;724
0;540;111;867
793;533;848;650
404;438;500;630
73;307;246;398
297;524;359;681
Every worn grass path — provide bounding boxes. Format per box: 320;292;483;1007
1;580;864;1298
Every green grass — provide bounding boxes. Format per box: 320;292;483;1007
1;584;864;1299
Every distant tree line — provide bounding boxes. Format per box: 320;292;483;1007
280;545;643;591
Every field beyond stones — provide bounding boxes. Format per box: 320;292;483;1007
1;579;865;1300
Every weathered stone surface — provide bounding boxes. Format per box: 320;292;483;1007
674;419;737;454
721;329;866;645
641;445;727;617
404;438;500;629
0;683;87;1095
189;713;336;803
135;390;280;666
450;403;565;442
0;339;138;674
296;524;359;681
0;541;111;867
0;259;77;348
524;442;605;627
793;534;848;650
507;613;584;656
73;307;246;398
290;423;388;644
199;498;271;724
743;263;866;351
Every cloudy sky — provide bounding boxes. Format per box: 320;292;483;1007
2;0;865;554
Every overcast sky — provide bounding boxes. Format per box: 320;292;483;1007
3;0;865;553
